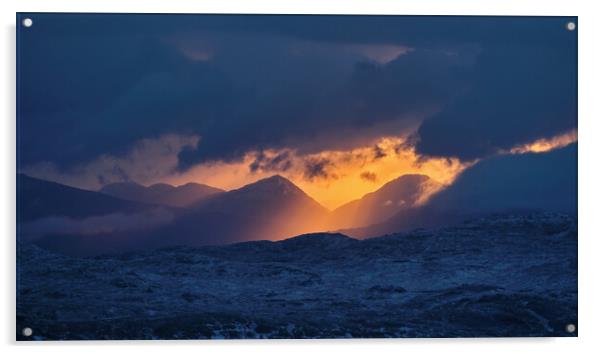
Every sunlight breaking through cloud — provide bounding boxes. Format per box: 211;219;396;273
163;136;471;209
504;129;577;155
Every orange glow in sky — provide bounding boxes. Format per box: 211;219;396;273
162;137;471;210
22;130;576;212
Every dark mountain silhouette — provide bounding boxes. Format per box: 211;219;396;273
19;174;331;255
328;174;441;229
345;143;578;238
141;175;331;249
195;175;327;218
17;174;151;222
20;142;577;255
100;181;224;207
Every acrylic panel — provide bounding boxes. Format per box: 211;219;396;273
16;13;578;340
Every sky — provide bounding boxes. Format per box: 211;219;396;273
18;14;577;209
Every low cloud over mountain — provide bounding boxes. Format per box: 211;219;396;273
328;174;441;229
17;143;577;255
346;144;577;238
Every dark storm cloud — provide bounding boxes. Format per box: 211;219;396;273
18;30;230;166
23;14;571;49
249;151;293;173
415;31;577;160
175;42;467;169
303;157;336;181
373;145;387;160
18;14;576;171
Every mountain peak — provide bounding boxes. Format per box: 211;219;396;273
197;174;329;226
238;174;302;194
382;174;431;188
262;174;292;183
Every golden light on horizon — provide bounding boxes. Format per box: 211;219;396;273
161;136;471;210
22;130;577;213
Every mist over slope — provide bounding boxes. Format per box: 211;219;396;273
25;175;333;255
18;144;577;254
427;143;577;214
328;174;440;229
346;144;577;238
145;175;330;248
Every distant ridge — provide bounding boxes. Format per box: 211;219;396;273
328;174;441;229
17;174;151;222
100;181;224;207
277;232;358;249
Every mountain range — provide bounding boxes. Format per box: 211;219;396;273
18;172;432;254
140;175;331;250
17;143;577;256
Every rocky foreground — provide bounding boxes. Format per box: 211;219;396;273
17;212;577;340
